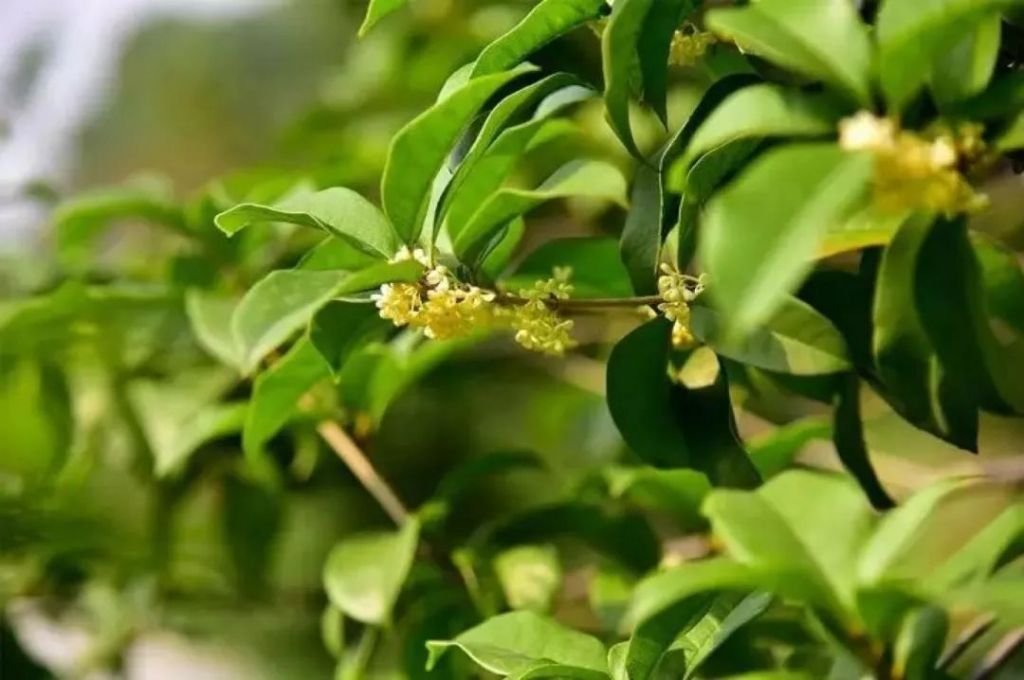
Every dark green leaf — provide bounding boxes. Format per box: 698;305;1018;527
705;0;872;105
473;0;608;77
310;301;388;377
382;68;531;243
700;143;872;338
606;319;761;487
931;12;1001;105
893;606;948;680
832;376;895;510
680;592;773;679
215;187;399;259
323;519;420;625
602;467;710;530
602;0;654;156
619;161;663;294
637;0;695;124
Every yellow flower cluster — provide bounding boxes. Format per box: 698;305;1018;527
372;247;495;340
670;26;716;67
503;268;577;356
657;264;706;348
838;111;987;216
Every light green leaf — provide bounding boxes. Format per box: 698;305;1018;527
602;0;653;156
454;160;627;263
426;611;609;677
680;592;773;679
323;519;420;626
603;467;711;530
185;290;243;371
243;337;329;459
671;84;844;181
690;299;851;376
494;545;562;613
700;143;872;338
705;0;872;105
381;68;531;243
215;187;398;259
876;0;1018;111
931;12;1001;105
928;503;1024;590
358;0;408;36
747;416;831;478
473;0;608;77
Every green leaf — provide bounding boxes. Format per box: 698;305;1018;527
602;467;710;530
690;299;851;376
747;416;831;479
243;337;329;459
931;12;1001;105
321;605;345;660
454;160;627;264
503;237;633;298
832;376;895;510
472;0;608;77
358;0;408;35
298;236;379;272
215;187;398;259
309;302;387;376
680;592;773;679
872;217;980;450
184;290;243;371
606;319;761;488
705;0;872;105
893;606;948;680
700;143;872;338
323;519;420;626
426;611;609;677
602;0;654;156
670;84;844;183
876;0;1018;111
382;68;531;244
637;0;695;124
445;89;594;241
494;545;562;613
619;162;663;295
232;261;421;374
973;237;1024;414
927;503;1024;590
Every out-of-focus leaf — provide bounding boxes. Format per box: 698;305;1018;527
232;261;421;373
243;337;329;459
321;605;345;660
473;0;608;77
215;187;398;259
671;85;843;181
832;376;894;510
705;0;872;105
927;503;1024;590
309;301;387;377
746;417;831;478
494;544;562;612
893;606;948;680
603;467;710;529
323;519;420;626
606;319;761;488
298;236;379;272
426;611;608;677
949;70;1024;119
184;290;243;371
690;299;851;376
700;144;872;338
931;12;1001;105
602;0;654;157
382;68;531;244
680;591;773;679
818;206;908;258
973;237;1024;413
0;360;72;483
223;475;281;595
876;0;1014;111
454;160;627;264
504;237;633;298
358;0;408;36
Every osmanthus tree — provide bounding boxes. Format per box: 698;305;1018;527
3;0;1024;678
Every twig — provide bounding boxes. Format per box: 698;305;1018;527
317;421;410;527
971;628;1024;680
496;293;664;310
939;615;997;670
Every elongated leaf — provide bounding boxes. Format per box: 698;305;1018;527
619;162;663;294
681;592;773;679
606;319;761;488
931;12;1001;105
426;611;608;677
876;0;1017;111
602;0;654;156
233;261;421;373
243;337;329;459
705;0;872;105
894;606;948;680
310;301;387;376
215;187;398;259
454;160;627;263
298;236;379;272
638;0;695;124
382;68;530;243
973;238;1024;413
700;144;872;338
473;0;608;77
358;0;408;36
833;376;894;510
671;85;843;183
690;299;851;376
185;290;243;371
323;519;420;625
928;503;1024;590
504;237;633;298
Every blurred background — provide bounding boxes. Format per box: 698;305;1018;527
2;1;1023;678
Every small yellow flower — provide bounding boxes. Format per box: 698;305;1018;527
509;300;577;356
373;282;422;326
670;26;716;67
656;264;705;348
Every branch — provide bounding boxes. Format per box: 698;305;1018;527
497;293;664;310
972;628;1024;680
939;615;997;670
316;421;410;527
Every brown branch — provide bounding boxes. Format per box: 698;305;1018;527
497;293;664;310
316;421;410;527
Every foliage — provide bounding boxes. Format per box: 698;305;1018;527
3;0;1024;678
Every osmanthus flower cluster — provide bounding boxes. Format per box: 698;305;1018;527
373;247;706;355
838;111;988;215
669;25;716;67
